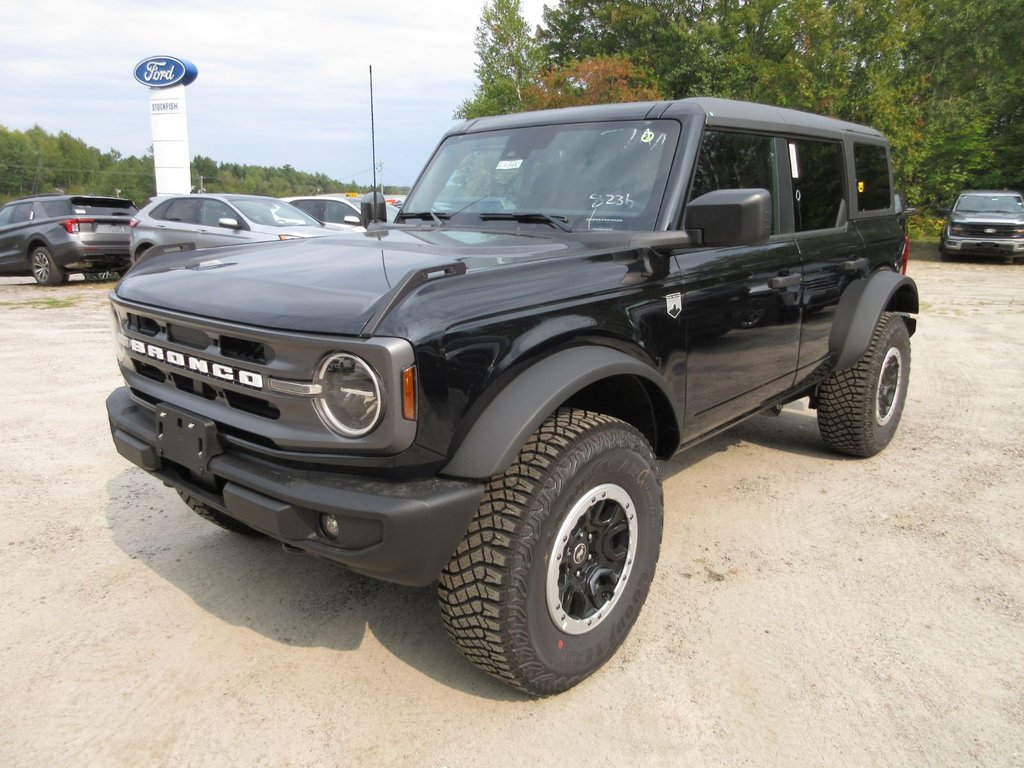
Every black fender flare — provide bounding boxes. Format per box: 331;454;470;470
442;346;674;480
829;270;919;372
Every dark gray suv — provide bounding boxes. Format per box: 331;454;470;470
0;194;137;285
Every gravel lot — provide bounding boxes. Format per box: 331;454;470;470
1;257;1022;767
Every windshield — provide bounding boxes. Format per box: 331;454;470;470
403;120;681;232
955;194;1024;215
232;198;322;228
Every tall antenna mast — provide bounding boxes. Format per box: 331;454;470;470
369;64;377;196
363;65;386;224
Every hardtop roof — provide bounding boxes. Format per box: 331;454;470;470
451;96;886;142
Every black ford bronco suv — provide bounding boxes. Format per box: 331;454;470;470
106;98;918;695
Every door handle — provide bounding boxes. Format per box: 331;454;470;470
769;273;802;289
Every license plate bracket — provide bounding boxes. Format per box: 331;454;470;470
155;403;222;475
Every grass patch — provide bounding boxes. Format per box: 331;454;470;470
910;237;941;263
2;297;81;310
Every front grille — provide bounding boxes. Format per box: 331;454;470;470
112;297;417;455
957;223;1022;238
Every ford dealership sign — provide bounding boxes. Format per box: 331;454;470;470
133;56;198;88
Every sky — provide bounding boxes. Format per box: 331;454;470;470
0;0;552;190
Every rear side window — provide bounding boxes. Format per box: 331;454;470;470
788;139;844;231
690;130;780;233
853;143;891;212
157;198;201;224
41;200;73;217
0;205;13;226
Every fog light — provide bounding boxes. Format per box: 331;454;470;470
320;514;340;540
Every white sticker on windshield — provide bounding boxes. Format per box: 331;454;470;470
496;159;523;170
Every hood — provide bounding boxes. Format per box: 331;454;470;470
115;227;575;335
952;211;1024;225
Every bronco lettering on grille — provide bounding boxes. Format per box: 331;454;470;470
128;339;264;389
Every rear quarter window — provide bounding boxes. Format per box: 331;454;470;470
41;200;73;217
853;143;892;212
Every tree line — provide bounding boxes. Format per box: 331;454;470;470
459;0;1024;232
0;125;403;207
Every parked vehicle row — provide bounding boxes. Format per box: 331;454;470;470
0;191;403;283
130;193;401;265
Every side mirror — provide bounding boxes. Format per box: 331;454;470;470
218;217;241;229
683;188;771;247
343;215;362;226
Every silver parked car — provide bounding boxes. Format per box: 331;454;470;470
281;194;400;228
130;193;335;261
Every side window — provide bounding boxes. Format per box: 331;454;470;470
0;205;13;226
324;201;357;223
9;203;34;223
200;199;236;226
41;200;72;217
162;198;201;224
292;199;325;220
853;143;891;212
788;139;844;231
690;130;779;233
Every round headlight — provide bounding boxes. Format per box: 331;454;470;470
314;353;383;437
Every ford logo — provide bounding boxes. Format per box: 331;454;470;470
984;228;997;234
133;56;198;88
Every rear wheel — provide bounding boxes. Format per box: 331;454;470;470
30;246;65;286
438;408;663;696
817;312;911;457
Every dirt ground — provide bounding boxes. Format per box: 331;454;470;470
1;256;1022;768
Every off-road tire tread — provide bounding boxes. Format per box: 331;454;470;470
438;408;657;696
817;311;910;457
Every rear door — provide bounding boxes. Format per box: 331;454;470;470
148;197;203;249
788;137;868;383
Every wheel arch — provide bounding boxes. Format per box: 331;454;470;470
441;346;679;480
829;270;919;372
26;237;51;258
132;241;154;261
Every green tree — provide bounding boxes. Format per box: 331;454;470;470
455;0;544;119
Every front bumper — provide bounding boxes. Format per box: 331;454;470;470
941;237;1024;257
106;387;483;586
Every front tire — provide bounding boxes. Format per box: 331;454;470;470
438;408;663;696
30;246;65;286
817;311;911;457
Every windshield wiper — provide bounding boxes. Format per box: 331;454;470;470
397;210;449;225
478;212;574;232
